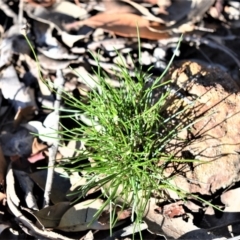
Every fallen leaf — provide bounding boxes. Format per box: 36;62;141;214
143;198;199;239
80;230;94;240
65;13;170;40
58;140;82;158
121;223;148;237
30;170;71;203
34;202;71;228
53;1;87;19
120;0;166;22
103;0;137;14
66;176;101;201
162;201;185;218
24;120;57;144
57;199;124;232
6;163;70;239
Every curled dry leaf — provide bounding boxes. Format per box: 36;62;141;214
53;0;87;19
117;208;132;221
24;119;58;145
121;223;148;237
65;13;170;40
103;0;138;14
6;163;73;240
143;198;199;239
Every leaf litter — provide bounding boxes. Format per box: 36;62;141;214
1;0;240;239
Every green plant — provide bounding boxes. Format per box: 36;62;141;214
58;36;206;230
22;31;217;236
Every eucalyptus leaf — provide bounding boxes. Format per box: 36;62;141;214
34;202;71;228
57;199;124;232
30;170;71;204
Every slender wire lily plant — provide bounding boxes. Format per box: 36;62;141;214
22;31;218;237
57;35;215;228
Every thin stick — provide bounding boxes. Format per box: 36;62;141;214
18;0;24;32
43;70;64;207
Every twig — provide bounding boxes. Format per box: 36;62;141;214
18;0;24;33
0;0;18;24
43;70;64;208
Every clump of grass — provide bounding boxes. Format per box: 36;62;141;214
58;36;202;228
21;27;220;238
22;29;216;234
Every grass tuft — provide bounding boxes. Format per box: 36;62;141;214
22;31;218;235
58;36;203;228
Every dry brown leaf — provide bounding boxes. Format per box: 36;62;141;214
120;0;166;23
66;13;170;40
14;106;36;128
103;0;137;14
84;13;170;39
